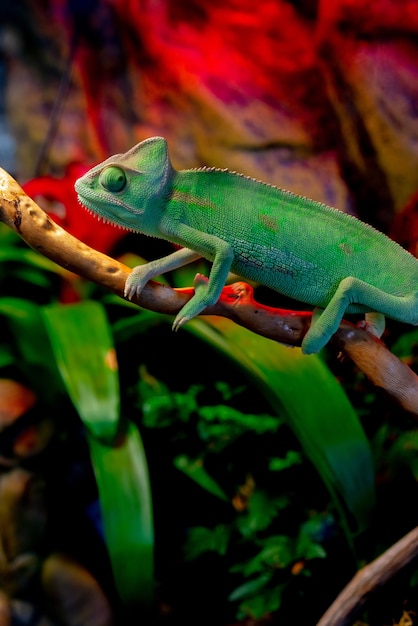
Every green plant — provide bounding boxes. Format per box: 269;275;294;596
0;221;378;623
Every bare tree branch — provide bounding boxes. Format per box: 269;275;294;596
1;167;418;414
316;525;418;626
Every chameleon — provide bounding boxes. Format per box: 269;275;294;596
75;136;418;354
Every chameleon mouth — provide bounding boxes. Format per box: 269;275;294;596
77;197;139;233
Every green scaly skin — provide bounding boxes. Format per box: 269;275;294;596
75;137;418;354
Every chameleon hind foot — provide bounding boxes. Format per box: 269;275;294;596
300;307;331;355
172;273;211;331
356;312;385;339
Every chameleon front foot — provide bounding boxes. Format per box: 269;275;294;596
124;265;150;300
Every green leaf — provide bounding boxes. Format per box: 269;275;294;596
0;344;15;370
228;573;273;602
236;490;290;538
298;512;335;545
238;535;294;576
199;405;281;434
141;384;201;428
42;302;154;611
388;431;418;480
111;308;168;340
391;328;418;358
214;380;246;401
0;297;59;400
12;267;55;289
298;539;327;561
174;454;229;501
0;298;49;363
183;524;231;560
0;246;66;274
269;451;303;471
42;302;120;442
88;422;154;608
186;318;375;533
236;583;284;619
197;404;282;449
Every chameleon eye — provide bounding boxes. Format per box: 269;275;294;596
99;166;127;193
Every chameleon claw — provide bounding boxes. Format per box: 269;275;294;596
172;316;188;332
124;283;138;300
193;272;209;288
124;285;133;300
124;272;148;300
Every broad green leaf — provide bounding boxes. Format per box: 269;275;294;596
0;297;60;400
0;247;67;274
42;302;120;442
12;267;56;289
0;297;51;363
88;422;154;608
42;302;154;611
186;318;375;533
111;308;169;341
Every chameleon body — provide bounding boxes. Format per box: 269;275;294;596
75;137;418;354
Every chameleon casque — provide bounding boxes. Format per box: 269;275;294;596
75;136;418;354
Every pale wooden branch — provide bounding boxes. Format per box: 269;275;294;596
1;167;418;414
316;525;418;626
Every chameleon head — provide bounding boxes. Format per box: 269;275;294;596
74;136;174;233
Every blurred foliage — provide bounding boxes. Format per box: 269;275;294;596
0;221;417;624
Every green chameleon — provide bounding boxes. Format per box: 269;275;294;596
75;136;418;354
